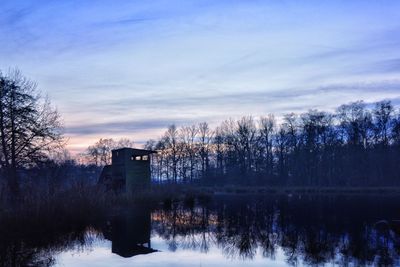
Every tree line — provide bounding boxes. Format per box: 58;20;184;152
81;138;135;166
4;68;399;191
144;100;400;186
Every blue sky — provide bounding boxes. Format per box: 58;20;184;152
1;0;400;153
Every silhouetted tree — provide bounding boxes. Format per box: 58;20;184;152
164;125;181;183
198;122;213;177
85;138;134;166
259;115;275;179
0;70;63;195
149;100;400;187
373;101;393;147
180;125;198;182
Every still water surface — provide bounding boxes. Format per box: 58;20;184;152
10;195;400;266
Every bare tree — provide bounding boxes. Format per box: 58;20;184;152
392;110;400;146
373;101;393;147
337;101;372;148
0;69;63;195
259;115;275;177
213;126;225;176
180;125;198;182
198;122;213;177
165;124;180;183
236;116;257;174
87;138;114;166
116;138;135;149
86;138;134;166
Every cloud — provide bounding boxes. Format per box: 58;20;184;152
95;17;159;27
65;117;211;136
368;59;400;74
72;79;400;113
64;79;400;139
2;0;400;154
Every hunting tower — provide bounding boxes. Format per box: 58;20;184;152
99;148;157;194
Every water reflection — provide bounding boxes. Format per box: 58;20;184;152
2;195;400;266
103;207;157;257
0;223;99;267
151;195;400;266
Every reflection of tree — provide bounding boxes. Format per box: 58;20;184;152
0;227;100;267
2;195;400;266
152;195;400;266
152;203;216;253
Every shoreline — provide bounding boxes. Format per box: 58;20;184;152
173;185;400;196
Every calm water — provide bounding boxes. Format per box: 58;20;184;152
4;195;400;266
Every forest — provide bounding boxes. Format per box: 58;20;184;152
86;100;400;187
2;69;400;197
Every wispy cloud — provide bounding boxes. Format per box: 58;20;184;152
66;119;175;136
69;79;400;111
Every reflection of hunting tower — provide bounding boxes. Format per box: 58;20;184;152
103;207;156;258
99;148;157;193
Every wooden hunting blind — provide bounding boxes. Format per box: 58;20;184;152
99;148;157;193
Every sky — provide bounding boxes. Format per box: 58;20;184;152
1;0;400;154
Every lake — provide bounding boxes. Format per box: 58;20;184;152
3;194;400;266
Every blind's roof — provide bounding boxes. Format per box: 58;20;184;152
112;147;157;156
